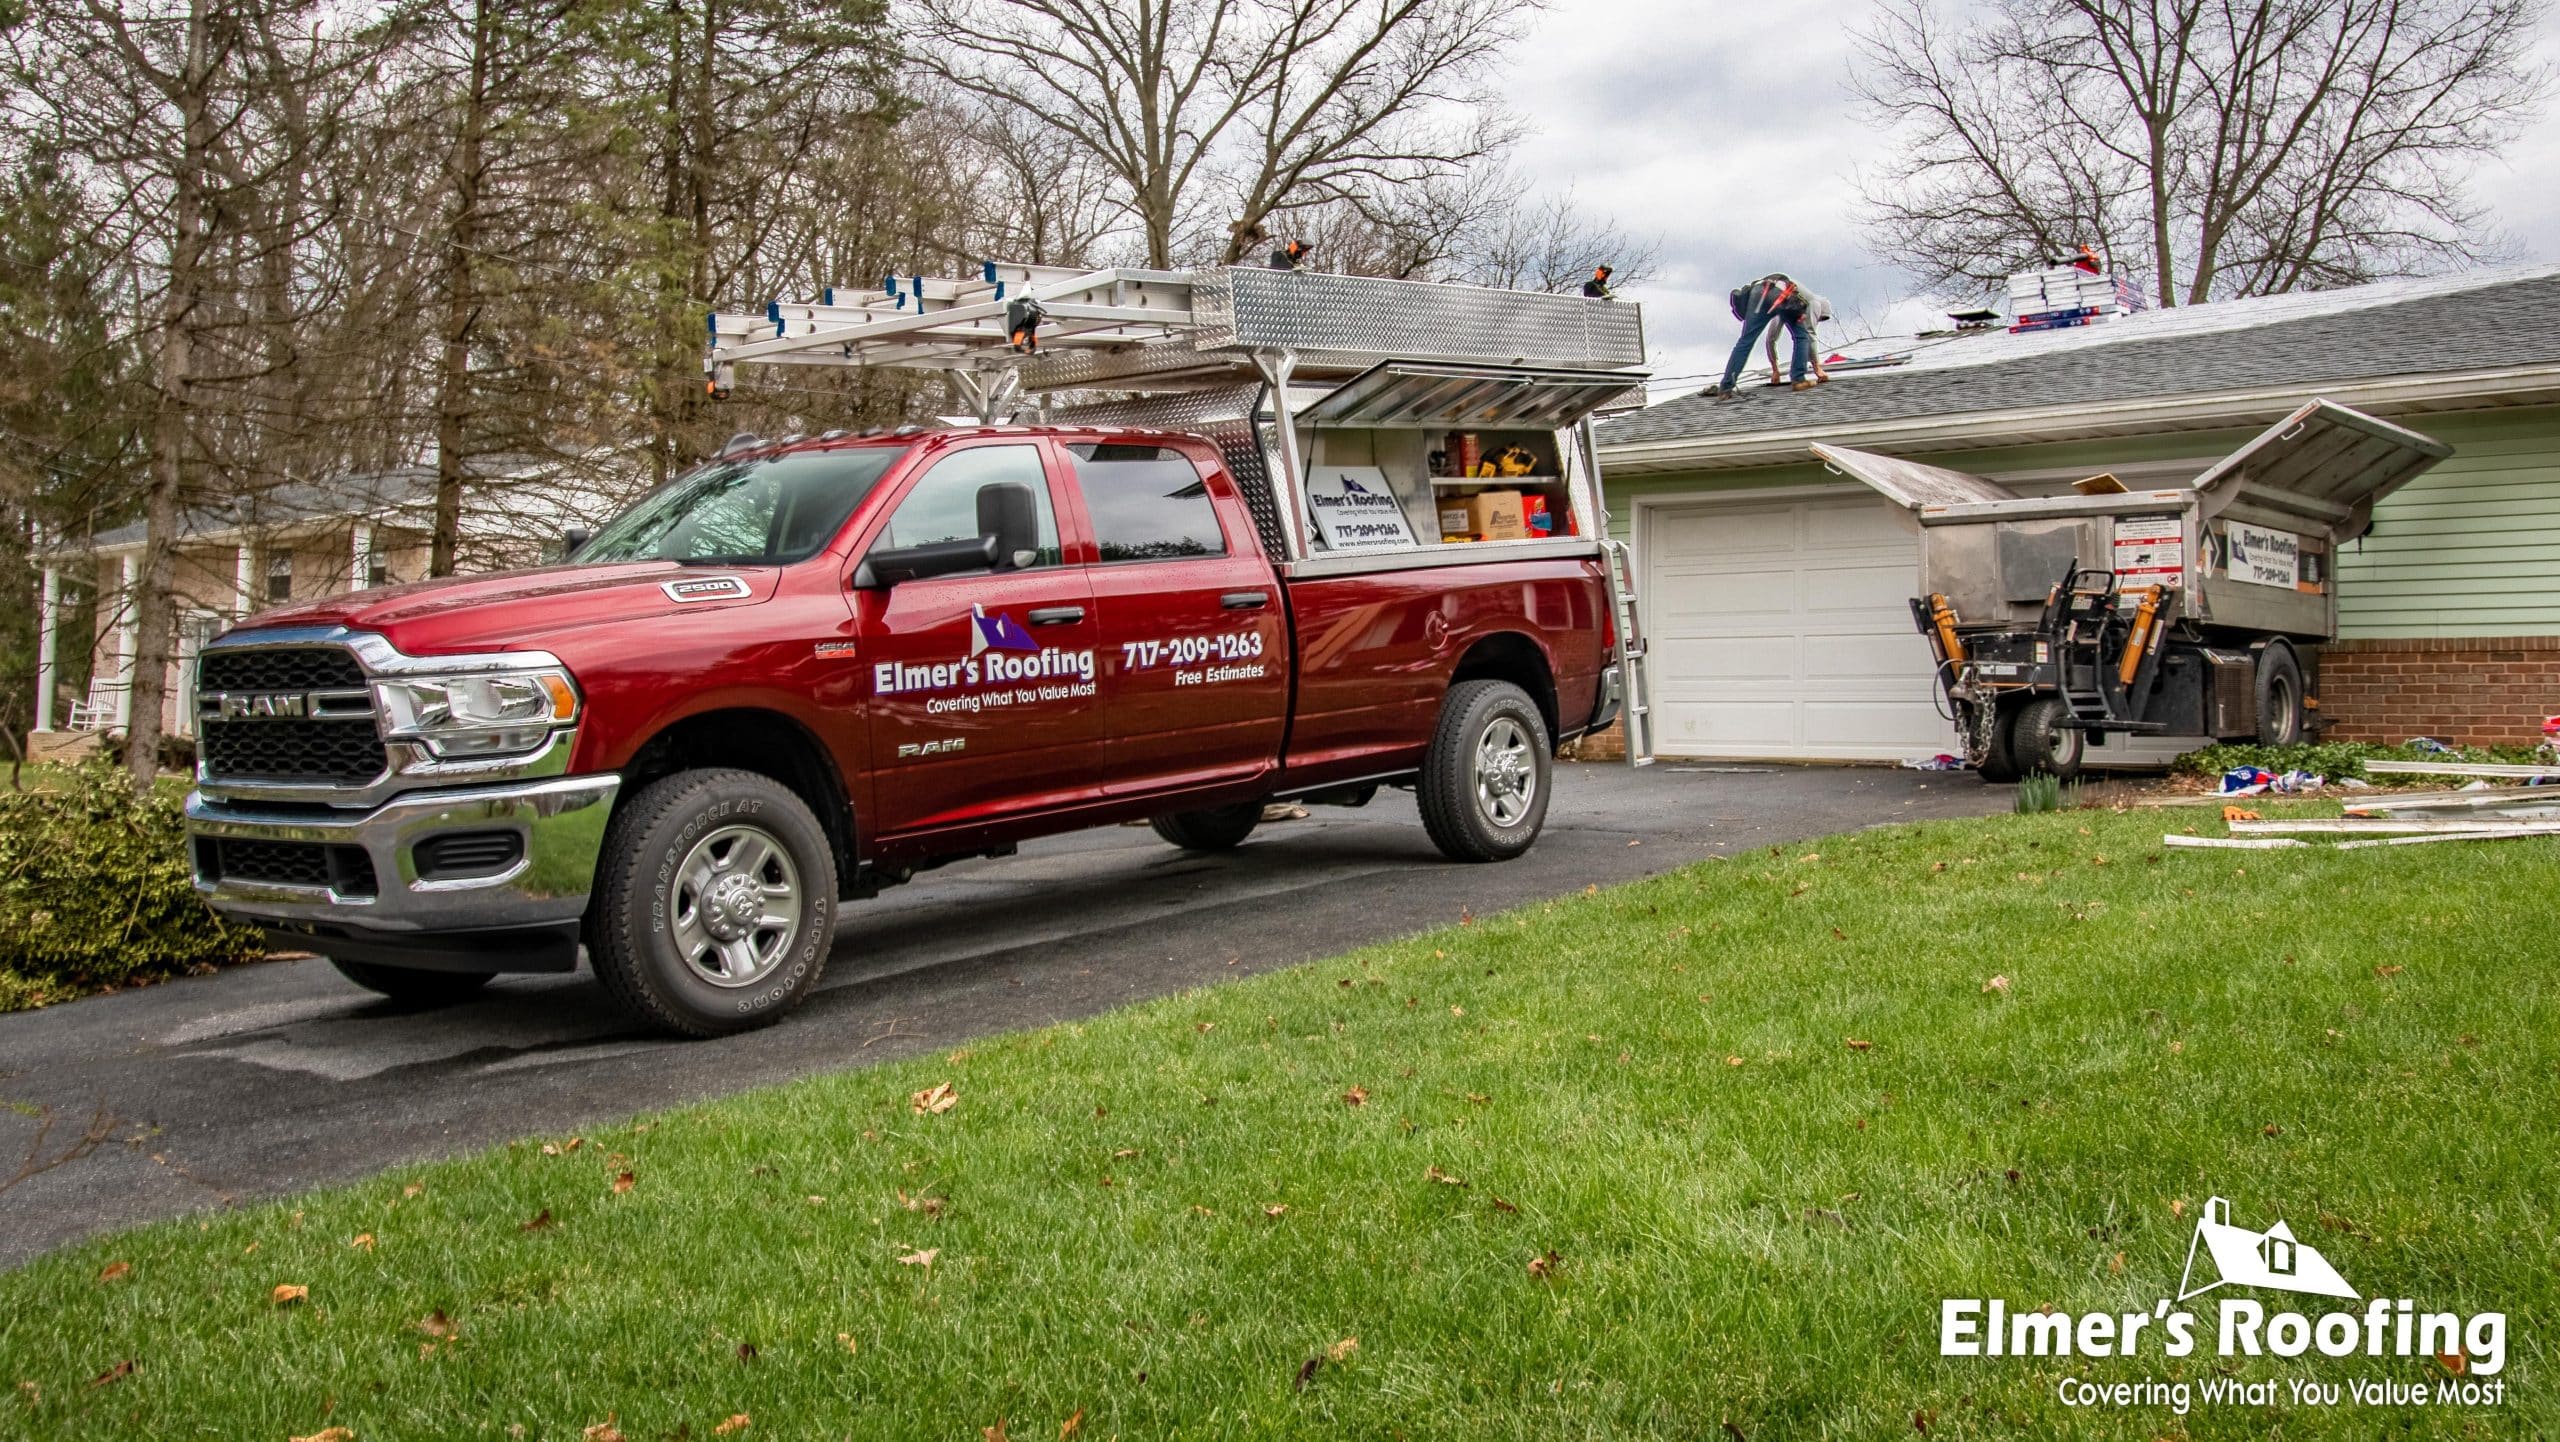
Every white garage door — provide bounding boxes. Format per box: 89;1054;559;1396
1638;492;1949;760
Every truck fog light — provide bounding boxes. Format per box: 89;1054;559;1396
424;726;553;758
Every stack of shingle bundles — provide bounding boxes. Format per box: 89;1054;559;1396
2006;264;2146;333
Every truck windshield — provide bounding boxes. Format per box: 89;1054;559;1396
578;447;905;565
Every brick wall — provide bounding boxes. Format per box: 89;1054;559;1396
2319;637;2560;747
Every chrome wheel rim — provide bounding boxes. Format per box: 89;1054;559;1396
670;824;802;988
1474;716;1536;828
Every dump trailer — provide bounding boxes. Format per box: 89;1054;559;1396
1816;400;2452;781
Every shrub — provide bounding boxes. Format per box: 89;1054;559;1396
0;760;265;1010
2173;738;2545;782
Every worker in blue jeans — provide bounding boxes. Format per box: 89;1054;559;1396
1710;274;1827;398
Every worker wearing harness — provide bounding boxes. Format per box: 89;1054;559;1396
1712;274;1824;398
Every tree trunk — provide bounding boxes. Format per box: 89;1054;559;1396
129;0;215;792
430;0;493;578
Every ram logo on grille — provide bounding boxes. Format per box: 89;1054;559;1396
210;691;311;720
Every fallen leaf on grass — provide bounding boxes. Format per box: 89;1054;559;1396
2109;1252;2125;1275
2374;964;2404;978
896;1248;939;1268
350;1233;375;1252
2221;806;2260;822
1263;1204;1288;1218
1424;1165;1467;1187
272;1284;309;1306
715;1414;751;1436
1342;1086;1368;1107
2439;1351;2468;1376
1527;1250;1561;1280
911;1083;958;1115
1843;1038;1873;1052
2262;1124;2283;1138
1798;854;1820;864
838;1332;859;1354
98;1260;130;1283
582;1421;625;1442
1491;1197;1519;1214
416;1310;457;1340
736;1342;758;1362
611;1171;635;1195
1724;1056;1744;1068
2170;1198;2187;1218
520;1209;554;1232
1327;1337;1359;1362
88;1360;134;1388
981;1421;1007;1442
290;1428;353;1442
1058;1409;1083;1438
1190;1205;1215;1217
897;1189;945;1216
402;1183;424;1198
1982;975;2011;995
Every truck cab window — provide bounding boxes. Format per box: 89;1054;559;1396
879;444;1061;570
580;447;901;566
1067;443;1226;562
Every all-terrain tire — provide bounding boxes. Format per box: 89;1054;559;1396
2008;695;2087;781
2255;644;2307;745
585;768;836;1038
1417;679;1553;863
328;958;495;1005
1972;698;2025;784
1150;803;1263;851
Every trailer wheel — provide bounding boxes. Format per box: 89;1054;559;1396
1150;803;1263;851
2255;645;2306;745
586;768;836;1038
1973;699;2025;783
2008;696;2086;781
1418;679;1552;863
328;959;494;1005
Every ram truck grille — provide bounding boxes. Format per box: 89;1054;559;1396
197;646;389;787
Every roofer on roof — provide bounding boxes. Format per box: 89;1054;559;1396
1582;265;1616;299
1711;274;1827;399
1765;291;1832;388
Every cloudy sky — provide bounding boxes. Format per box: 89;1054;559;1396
1508;0;2560;400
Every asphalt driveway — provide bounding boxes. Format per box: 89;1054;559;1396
0;762;2002;1268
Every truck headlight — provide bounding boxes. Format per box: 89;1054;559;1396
374;668;580;759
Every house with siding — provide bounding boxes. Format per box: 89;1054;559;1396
1591;266;2560;762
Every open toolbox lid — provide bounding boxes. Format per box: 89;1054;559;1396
1295;361;1645;429
2187;399;2452;534
1810;443;2022;509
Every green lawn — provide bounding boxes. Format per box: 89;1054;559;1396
5;805;2555;1439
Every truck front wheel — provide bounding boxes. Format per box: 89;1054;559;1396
329;958;494;1005
586;769;837;1038
1419;679;1552;863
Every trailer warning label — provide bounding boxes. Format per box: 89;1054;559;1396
2112;516;2184;579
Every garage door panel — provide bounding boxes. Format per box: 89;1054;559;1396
1652;634;1795;684
1801;562;1922;613
1639;492;1945;761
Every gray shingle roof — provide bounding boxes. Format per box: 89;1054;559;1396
1601;268;2560;448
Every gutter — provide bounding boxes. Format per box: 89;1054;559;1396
1597;363;2560;474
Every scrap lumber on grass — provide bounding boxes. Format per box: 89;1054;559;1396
2362;760;2560;780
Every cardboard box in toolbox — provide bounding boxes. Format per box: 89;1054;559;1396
1440;489;1529;541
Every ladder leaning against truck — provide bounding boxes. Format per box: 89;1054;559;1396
180;262;1658;1036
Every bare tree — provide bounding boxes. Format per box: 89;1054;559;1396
1291;163;1658;291
909;0;1539;269
1851;0;2549;306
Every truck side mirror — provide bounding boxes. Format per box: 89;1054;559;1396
855;534;1001;588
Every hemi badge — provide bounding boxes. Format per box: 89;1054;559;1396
662;575;750;603
814;641;858;659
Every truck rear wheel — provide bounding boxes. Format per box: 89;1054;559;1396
1150;803;1263;851
2008;695;2086;781
1418;679;1552;863
586;768;836;1038
328;958;494;1005
2255;645;2306;745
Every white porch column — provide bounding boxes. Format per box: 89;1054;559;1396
351;521;374;591
34;566;59;733
114;552;139;729
234;542;255;617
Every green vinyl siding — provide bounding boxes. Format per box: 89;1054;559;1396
1599;404;2560;639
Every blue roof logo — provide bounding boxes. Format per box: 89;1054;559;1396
968;605;1040;657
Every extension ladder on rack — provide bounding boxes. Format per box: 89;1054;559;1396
1599;538;1655;767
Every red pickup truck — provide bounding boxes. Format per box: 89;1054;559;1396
187;425;1620;1035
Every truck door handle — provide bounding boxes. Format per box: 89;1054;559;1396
1220;591;1270;610
1027;606;1086;626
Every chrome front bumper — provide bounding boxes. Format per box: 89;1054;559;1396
186;773;621;936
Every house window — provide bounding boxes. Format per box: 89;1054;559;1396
266;552;293;602
367;555;391;588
